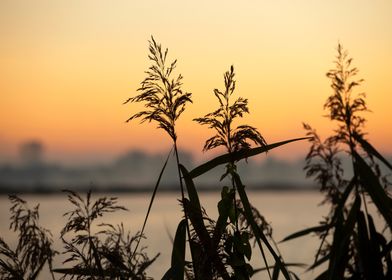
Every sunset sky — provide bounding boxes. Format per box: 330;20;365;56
1;0;391;164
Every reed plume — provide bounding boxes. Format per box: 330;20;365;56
194;65;266;154
124;36;192;141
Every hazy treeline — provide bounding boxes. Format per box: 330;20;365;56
1;145;391;193
0;147;308;192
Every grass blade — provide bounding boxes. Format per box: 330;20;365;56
253;263;306;273
179;164;207;280
353;132;392;170
161;268;172;280
180;165;208;243
327;194;360;280
233;172;291;280
189;137;310;178
272;263;280;280
312;177;355;262
171;219;187;280
357;211;384;279
281;224;330;243
314;270;328;280
307;254;329;271
353;151;392;229
179;164;202;214
132;147;173;259
89;238;104;278
332;176;356;221
180;165;231;280
367;215;386;276
53;267;119;277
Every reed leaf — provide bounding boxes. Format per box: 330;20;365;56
189;137;309;179
307;254;330;271
281;224;331;243
232;173;291;280
252;263;306;274
132;147;173;259
179;164;202;213
356;211;384;279
314;270;328;280
368;215;387;274
352;131;392;170
170;219;187;280
181;165;232;279
353;151;392;229
327;195;360;280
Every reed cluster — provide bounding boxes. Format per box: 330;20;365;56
1;40;390;280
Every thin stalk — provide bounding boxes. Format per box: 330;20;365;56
174;141;186;202
86;205;92;270
232;178;240;234
174;140;197;278
49;261;56;280
131;147;173;260
347;122;370;235
229;164;240;234
225;91;240;234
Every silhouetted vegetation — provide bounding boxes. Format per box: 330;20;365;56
0;195;55;280
283;44;392;279
0;191;158;280
54;190;158;279
1;40;391;280
188;65;297;279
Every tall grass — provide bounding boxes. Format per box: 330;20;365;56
191;65;294;279
282;44;392;279
0;191;158;280
126;38;306;280
54;190;158;279
124;36;194;274
0;196;56;280
0;40;390;280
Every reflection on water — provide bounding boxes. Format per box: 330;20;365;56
0;191;328;279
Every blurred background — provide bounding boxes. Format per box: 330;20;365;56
0;1;391;278
0;0;391;192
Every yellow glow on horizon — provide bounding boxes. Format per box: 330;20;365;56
1;0;391;162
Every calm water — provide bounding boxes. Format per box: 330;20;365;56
0;191;329;279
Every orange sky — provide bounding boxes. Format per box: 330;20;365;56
0;0;391;164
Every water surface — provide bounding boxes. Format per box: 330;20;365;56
0;191;328;279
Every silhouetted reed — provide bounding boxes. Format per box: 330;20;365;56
283;44;392;280
0;191;158;280
194;65;266;154
124;36;192;143
54;190;158;280
124;36;194;269
126;38;307;280
2;39;389;280
0;195;56;280
190;66;297;279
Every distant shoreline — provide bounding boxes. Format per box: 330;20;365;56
0;184;318;195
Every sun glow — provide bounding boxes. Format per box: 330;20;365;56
1;0;391;163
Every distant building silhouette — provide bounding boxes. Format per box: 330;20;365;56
19;140;44;167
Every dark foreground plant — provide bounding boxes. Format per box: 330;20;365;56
127;38;307;280
283;44;392;280
187;66;297;280
124;36;192;143
53;190;158;280
124;36;193;259
0;195;56;280
194;65;266;154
